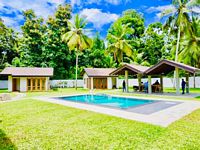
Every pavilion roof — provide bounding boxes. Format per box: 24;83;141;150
145;59;200;75
110;63;149;75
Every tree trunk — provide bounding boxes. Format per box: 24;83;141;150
75;52;78;90
175;26;181;62
173;26;181;90
121;51;123;63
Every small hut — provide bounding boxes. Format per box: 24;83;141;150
0;67;53;92
83;68;118;89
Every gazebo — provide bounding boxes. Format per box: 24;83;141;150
110;64;149;92
145;59;200;94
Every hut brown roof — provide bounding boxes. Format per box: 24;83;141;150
84;68;116;77
145;59;200;75
0;67;54;77
110;63;149;75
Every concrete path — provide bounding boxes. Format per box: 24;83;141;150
35;94;200;127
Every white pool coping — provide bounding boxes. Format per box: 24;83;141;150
35;94;200;127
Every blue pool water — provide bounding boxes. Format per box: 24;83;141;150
59;95;155;109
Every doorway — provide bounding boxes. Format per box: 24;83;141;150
12;78;20;91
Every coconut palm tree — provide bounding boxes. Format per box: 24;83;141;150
107;22;133;63
179;16;200;68
161;0;199;62
62;14;92;90
161;0;199;92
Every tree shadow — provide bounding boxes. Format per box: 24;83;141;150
0;128;17;150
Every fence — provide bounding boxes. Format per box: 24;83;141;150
0;77;200;89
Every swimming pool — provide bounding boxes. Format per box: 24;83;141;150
59;95;156;109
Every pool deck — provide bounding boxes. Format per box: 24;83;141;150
35;94;200;127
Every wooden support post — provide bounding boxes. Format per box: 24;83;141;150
175;67;180;94
193;73;196;88
125;70;129;92
40;79;42;91
35;78;38;91
160;75;163;93
31;78;33;91
137;74;142;91
91;77;94;90
148;76;152;94
186;73;189;94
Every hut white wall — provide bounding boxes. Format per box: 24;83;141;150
83;73;88;89
8;76;12;92
107;77;112;89
116;78;119;88
45;77;50;91
20;77;27;92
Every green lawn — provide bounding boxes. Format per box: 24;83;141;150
1;99;200;149
164;87;200;94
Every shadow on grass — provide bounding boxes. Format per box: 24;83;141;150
0;128;17;150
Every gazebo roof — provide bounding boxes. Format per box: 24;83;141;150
84;68;116;77
0;67;54;77
110;63;149;75
145;59;200;75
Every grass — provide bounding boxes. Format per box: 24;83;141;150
164;87;200;94
0;89;9;93
1;99;200;149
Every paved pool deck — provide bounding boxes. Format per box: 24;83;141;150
35;94;200;127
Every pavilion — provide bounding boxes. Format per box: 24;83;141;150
109;60;200;94
110;63;149;92
145;59;200;94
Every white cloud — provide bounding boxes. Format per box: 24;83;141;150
145;5;176;19
0;0;65;30
105;0;121;5
69;0;130;7
146;5;175;13
191;6;200;14
79;8;119;29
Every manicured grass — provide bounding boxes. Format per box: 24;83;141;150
164;88;200;94
0;89;8;93
1;99;200;149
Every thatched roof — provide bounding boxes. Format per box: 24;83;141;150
0;67;54;77
145;59;200;75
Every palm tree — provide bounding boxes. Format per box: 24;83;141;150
161;0;199;92
161;0;198;62
107;22;133;63
62;14;92;90
179;16;200;68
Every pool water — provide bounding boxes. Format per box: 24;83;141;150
59;95;155;109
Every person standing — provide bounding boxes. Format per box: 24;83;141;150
144;81;148;93
122;80;126;92
181;79;186;94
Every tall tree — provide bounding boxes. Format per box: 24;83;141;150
107;9;145;64
161;0;199;62
62;14;92;89
0;18;18;69
79;33;116;69
179;16;200;67
107;22;133;63
45;4;72;79
19;9;46;67
139;22;168;65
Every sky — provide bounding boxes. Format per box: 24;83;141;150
0;0;174;38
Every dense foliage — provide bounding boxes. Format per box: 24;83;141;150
0;1;199;79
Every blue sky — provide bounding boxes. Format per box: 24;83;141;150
0;0;173;38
